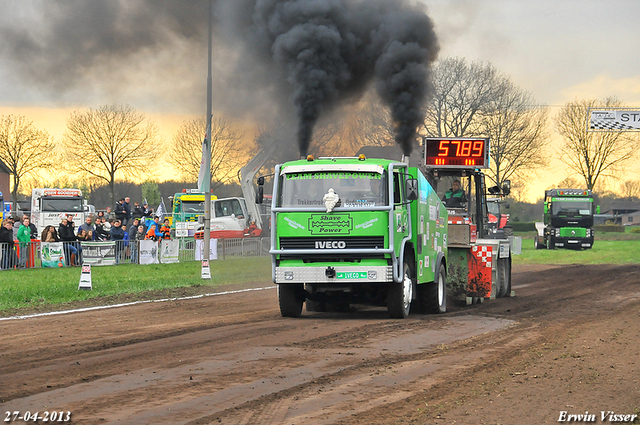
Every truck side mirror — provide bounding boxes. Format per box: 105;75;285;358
406;178;418;201
596;205;600;214
544;203;548;214
257;176;265;185
256;186;264;204
502;180;511;196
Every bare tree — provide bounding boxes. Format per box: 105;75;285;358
555;97;637;191
422;57;506;138
621;180;640;199
64;104;161;206
480;83;549;188
167;117;245;191
556;176;583;189
422;57;549;188
0;115;56;210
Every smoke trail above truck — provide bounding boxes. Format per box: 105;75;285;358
237;0;439;156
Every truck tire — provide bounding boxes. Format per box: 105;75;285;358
423;264;447;314
503;226;514;237
387;261;413;318
497;257;512;297
278;284;304;318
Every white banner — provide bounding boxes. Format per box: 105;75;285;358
160;239;180;264
139;240;159;265
41;242;66;268
195;239;218;261
81;242;116;266
589;109;640;131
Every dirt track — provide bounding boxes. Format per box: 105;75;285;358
1;264;639;424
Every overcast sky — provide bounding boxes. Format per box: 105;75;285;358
0;0;638;199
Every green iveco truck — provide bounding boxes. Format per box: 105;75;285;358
260;154;448;318
534;188;596;250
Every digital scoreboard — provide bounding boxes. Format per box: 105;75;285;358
423;137;490;169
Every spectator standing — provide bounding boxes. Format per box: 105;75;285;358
132;201;144;220
58;217;79;266
12;216;21;240
0;219;18;269
160;218;171;240
94;218;110;241
132;224;145;263
28;216;38;240
79;216;95;237
142;202;152;218
145;224;159;241
110;219;125;263
114;199;126;223
123;197;132;227
17;217;31;269
128;218;139;239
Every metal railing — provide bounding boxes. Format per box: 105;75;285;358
0;237;271;270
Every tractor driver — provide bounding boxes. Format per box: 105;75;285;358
442;179;467;208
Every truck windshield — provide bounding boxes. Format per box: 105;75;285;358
181;200;205;214
214;198;245;218
278;171;387;208
487;201;500;216
41;198;83;212
552;201;592;216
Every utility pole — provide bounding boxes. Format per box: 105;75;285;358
202;0;213;279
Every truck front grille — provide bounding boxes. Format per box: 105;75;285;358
279;236;385;250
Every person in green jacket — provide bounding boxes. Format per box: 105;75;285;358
442;180;467;208
17;217;32;269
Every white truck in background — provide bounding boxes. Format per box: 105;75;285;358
31;188;85;237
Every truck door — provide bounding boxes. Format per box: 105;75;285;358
393;169;410;257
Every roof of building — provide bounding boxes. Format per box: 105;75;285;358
0;158;10;174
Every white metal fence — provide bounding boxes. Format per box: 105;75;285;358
0;237;271;271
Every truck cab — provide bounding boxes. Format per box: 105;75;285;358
535;189;595;250
267;155;448;318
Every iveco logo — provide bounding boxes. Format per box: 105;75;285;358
315;241;347;249
571;230;576;236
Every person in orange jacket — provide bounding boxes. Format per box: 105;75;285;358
160;218;171;240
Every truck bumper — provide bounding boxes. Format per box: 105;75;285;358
550;236;594;249
275;266;393;284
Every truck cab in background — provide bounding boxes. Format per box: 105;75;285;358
535;189;596;250
31;188;85;237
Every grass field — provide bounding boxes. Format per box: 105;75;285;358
0;257;272;314
513;231;640;265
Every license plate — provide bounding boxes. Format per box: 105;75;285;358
337;272;367;279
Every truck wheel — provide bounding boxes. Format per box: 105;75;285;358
278;284;304;318
387;261;413;318
534;235;545;249
497;257;511;297
423;264;447;314
503;226;514;237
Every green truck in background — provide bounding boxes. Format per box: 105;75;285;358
535;188;597;250
260;154;449;318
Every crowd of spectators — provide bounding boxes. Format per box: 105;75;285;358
0;197;171;270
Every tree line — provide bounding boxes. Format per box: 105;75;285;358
1;56;639;210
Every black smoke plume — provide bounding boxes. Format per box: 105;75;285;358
238;0;439;156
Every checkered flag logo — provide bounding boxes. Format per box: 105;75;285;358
473;245;492;268
590;120;635;130
82;266;91;273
